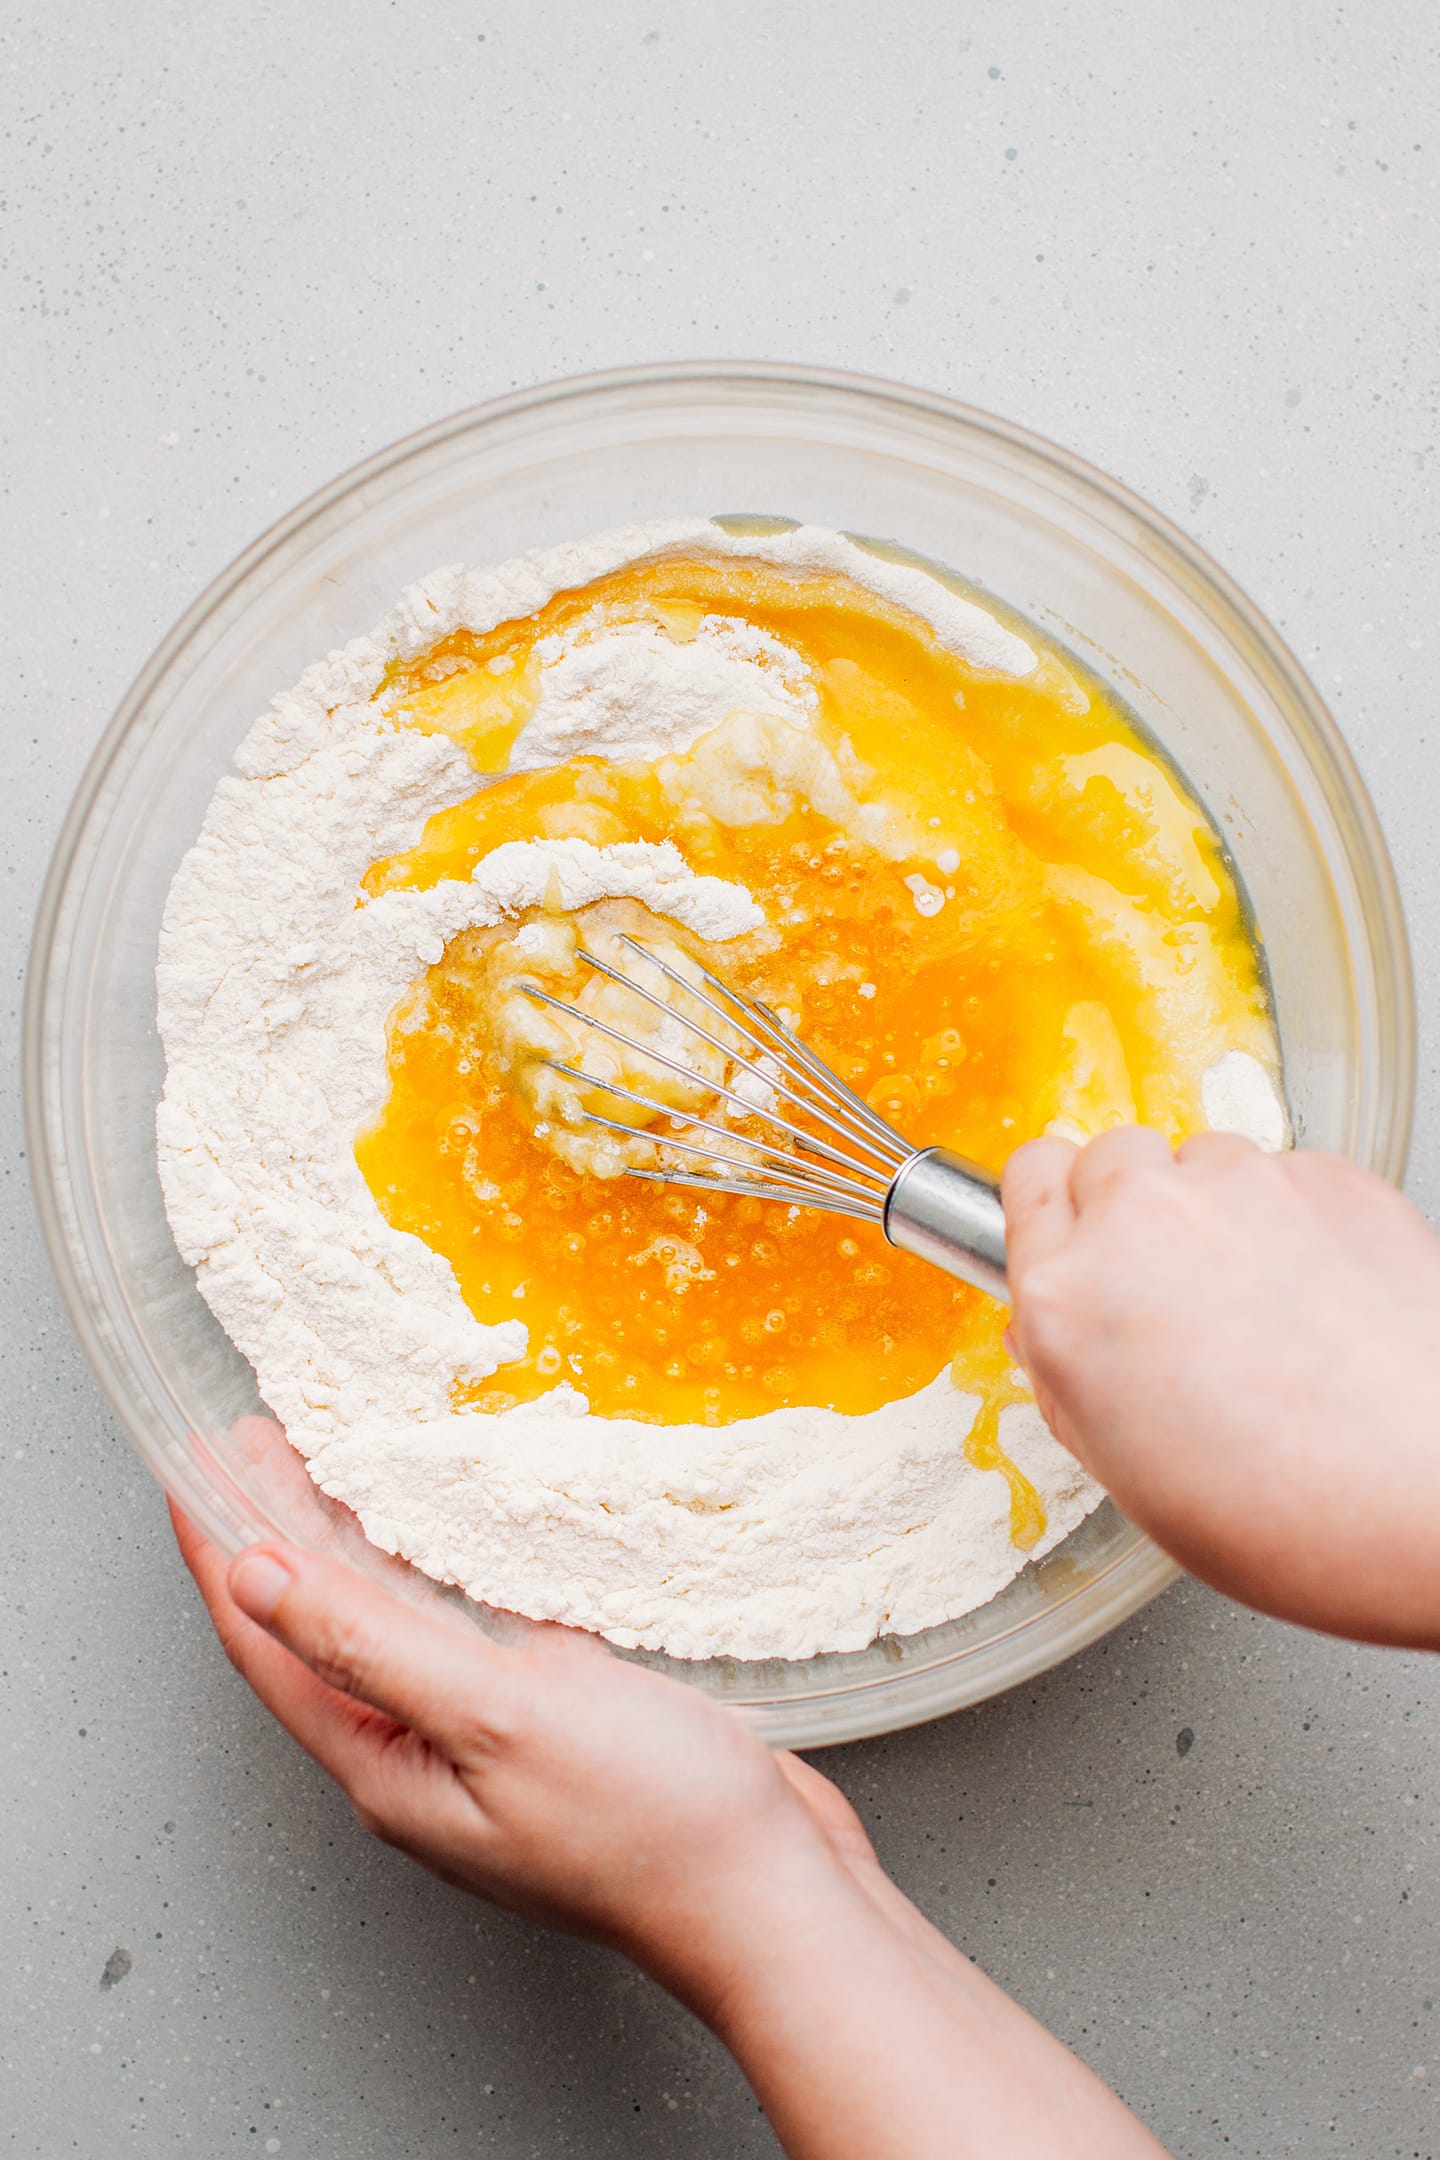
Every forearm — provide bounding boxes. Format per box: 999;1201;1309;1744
683;1865;1169;2160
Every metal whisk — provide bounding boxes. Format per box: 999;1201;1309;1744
519;935;1008;1303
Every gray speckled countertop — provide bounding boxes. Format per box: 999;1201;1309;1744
4;4;1438;2154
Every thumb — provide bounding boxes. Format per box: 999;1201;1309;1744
229;1544;517;1763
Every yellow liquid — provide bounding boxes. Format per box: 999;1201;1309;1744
355;551;1273;1547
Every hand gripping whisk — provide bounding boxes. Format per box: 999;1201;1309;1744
520;935;1009;1303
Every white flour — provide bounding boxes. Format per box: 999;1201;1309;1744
1202;1049;1290;1152
157;517;1283;1661
511;615;816;770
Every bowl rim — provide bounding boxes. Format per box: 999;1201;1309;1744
23;359;1416;1743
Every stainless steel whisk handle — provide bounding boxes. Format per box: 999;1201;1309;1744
883;1147;1009;1304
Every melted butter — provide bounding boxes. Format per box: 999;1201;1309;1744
388;648;543;771
951;1334;1047;1551
444;906;738;1180
354;550;1274;1546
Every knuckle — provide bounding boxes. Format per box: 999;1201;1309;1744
1087;1125;1154;1166
1079;1127;1173;1196
461;1670;532;1756
1003;1136;1071;1204
471;1692;524;1753
1094;1160;1176;1229
1289;1147;1361;1195
1014;1259;1079;1366
345;1755;405;1846
1143;1161;1190;1213
1111;1155;1169;1198
1178;1127;1251;1160
304;1611;376;1701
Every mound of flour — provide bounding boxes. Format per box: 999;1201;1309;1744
156;518;1276;1661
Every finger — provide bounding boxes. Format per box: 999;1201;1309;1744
1068;1124;1173;1212
224;1419;436;1599
173;1499;288;1654
226;1414;348;1538
1002;1137;1080;1283
1175;1129;1260;1171
228;1542;518;1761
177;1517;477;1860
171;1504;403;1785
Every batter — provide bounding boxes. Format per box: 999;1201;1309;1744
156;520;1285;1659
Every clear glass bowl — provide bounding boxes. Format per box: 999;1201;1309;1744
25;363;1414;1748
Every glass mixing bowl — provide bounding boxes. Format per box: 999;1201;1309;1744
25;363;1414;1748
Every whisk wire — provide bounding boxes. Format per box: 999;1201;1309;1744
728;988;912;1161
571;1097;893;1205
540;1060;889;1201
619;934;910;1165
624;1166;886;1220
521;981;893;1185
510;936;1008;1298
610;935;910;1170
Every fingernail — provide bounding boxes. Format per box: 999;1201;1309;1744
230;1549;294;1625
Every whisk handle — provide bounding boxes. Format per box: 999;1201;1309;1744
884;1147;1009;1304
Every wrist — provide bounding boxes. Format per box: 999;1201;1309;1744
632;1829;884;2033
